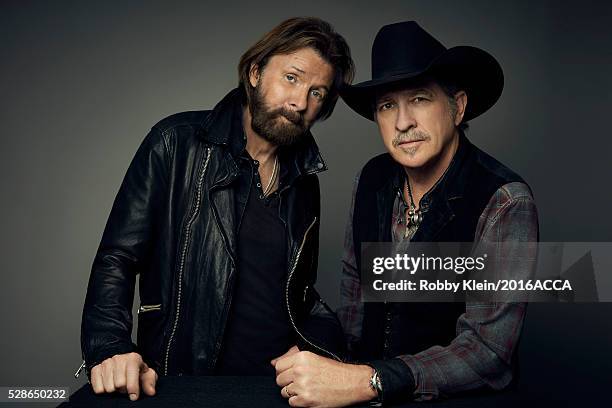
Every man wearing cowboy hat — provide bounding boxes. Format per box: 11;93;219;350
273;21;538;406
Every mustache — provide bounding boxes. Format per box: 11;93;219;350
273;108;304;127
392;130;430;148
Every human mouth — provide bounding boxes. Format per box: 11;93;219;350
277;110;302;126
281;115;297;124
397;139;425;147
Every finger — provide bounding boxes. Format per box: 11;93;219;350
270;354;282;366
288;395;305;407
274;352;299;374
113;357;127;390
101;362;115;393
280;384;296;400
276;368;295;387
90;366;105;394
140;366;157;397
126;359;141;400
271;345;299;366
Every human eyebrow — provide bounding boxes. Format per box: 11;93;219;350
313;84;330;94
376;94;393;105
290;65;305;74
410;88;434;98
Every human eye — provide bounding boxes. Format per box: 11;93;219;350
310;89;326;101
285;74;297;83
378;101;395;111
412;96;429;104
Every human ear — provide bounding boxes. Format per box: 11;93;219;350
249;63;260;88
454;90;467;125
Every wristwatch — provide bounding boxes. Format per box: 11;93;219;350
369;368;383;400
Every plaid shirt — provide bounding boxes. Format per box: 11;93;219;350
337;172;539;401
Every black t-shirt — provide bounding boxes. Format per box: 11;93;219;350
215;160;294;376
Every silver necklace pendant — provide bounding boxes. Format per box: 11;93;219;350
402;205;421;239
399;179;423;240
406;205;422;230
404;178;422;230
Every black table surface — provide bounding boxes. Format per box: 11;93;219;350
58;376;558;407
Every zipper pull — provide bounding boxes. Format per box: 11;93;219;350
138;304;162;314
74;360;86;378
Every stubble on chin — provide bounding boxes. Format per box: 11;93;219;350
397;145;420;157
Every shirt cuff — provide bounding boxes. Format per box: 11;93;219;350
367;358;416;403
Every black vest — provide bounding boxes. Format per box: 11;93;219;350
353;134;526;361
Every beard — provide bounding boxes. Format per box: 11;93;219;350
249;84;309;146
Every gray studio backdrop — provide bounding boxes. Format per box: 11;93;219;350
1;0;611;402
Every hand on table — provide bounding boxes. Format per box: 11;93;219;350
90;352;158;401
273;350;376;407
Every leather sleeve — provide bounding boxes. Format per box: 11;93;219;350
298;286;347;361
80;127;170;374
297;174;347;361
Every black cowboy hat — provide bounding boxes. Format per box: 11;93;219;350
341;21;504;122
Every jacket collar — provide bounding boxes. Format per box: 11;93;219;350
198;87;327;178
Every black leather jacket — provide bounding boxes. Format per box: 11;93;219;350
80;89;344;378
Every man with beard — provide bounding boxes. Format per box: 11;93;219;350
273;21;538;406
79;17;354;401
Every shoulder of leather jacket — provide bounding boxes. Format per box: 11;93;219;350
151;110;211;135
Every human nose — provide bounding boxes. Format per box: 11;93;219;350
287;86;309;112
395;103;416;132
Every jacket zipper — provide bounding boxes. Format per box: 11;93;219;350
138;304;162;314
163;146;212;375
208;179;239;369
74;360;86;378
285;217;341;362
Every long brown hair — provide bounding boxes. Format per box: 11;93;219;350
238;17;354;121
